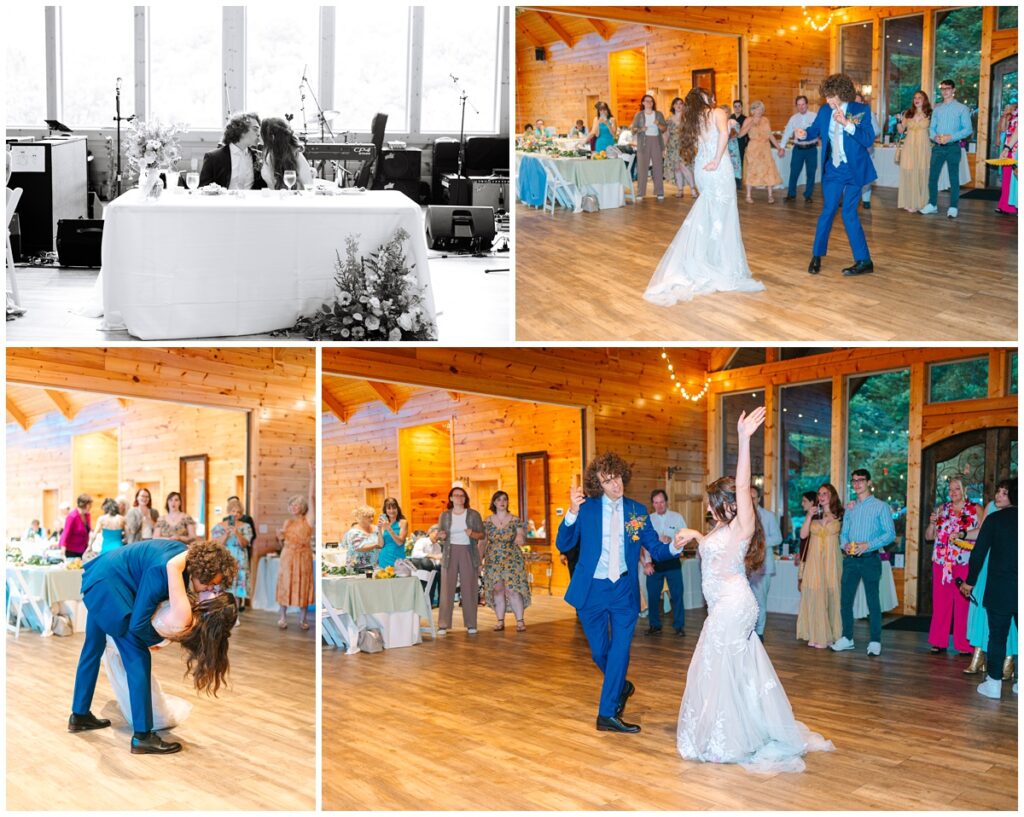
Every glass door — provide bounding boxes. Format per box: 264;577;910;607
988;55;1018;187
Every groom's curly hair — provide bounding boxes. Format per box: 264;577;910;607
819;74;857;103
583;452;632;498
186;540;238;589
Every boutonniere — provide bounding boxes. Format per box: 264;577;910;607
847;112;865;126
625;512;647;542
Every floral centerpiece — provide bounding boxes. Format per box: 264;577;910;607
6;545;23;564
122;118;185;198
519;131;555;154
274;228;437;341
373;565;396;580
322;564;350;577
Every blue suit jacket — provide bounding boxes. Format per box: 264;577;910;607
556;496;678;611
803;101;877;187
80;539;187;646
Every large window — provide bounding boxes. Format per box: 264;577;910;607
848;370;910;553
779;382;832;544
421;6;500;133
247;9;319;126
149;7;222;127
721;390;765;485
928;357;989;403
996;6;1018;29
883;15;924;139
1010;351;1018;395
723;348;766;370
333;10;410;132
934;7;982;140
778;347;833;362
6;6;47;126
840;23;873;96
61;6;135;126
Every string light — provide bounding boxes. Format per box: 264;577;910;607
659;349;710;402
801;6;836;32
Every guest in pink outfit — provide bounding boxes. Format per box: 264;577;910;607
925;476;981;655
995;105;1017;216
59;494;93;558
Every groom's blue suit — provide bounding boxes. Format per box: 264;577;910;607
802;100;876;262
72;539;187;733
556;495;680;717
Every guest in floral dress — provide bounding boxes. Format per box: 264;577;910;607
212;514;253;612
721;106;742;180
154;492;196;543
738;101;783;203
343;506;380;570
925;476;982;655
664;97;697;198
482;491;531;632
277;492;314;631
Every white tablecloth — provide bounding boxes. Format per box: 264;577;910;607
100;188;434;339
251;554;280;612
771;145;969;190
6;564;87;636
677;557;897;617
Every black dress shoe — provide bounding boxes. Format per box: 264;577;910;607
784;195;796;201
841;259;874;276
675;628;685;636
808;255;821;275
862;200;871;209
596;715;641;733
804;197;813;204
68;712;112;732
615;679;635;717
645;626;662;636
930;646;946;654
130;732;183;755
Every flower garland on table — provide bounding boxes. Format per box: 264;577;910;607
274;228;437;341
519;131;555;153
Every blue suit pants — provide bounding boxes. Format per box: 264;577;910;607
577;575;637;717
813;159;870;261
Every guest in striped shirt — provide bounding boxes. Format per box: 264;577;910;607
831;468;896;656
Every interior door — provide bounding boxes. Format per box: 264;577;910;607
918;427;1017;614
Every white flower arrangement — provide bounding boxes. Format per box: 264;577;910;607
122;119;185;181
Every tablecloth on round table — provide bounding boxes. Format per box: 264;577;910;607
517;153;632;210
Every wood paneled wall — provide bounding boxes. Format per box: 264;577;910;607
6;398;247;539
6;348;315;537
516;7;831;132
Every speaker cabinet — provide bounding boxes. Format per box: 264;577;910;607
56;218;103;268
378;148;422;182
425;205;495;252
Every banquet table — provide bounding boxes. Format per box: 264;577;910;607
771;145;969;190
516;152;632;211
251;554;280;612
321;575;432;654
6;564;86;636
99;188;434;340
675;556;897;618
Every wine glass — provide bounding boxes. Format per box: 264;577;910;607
283;170;297;193
186;171;200;193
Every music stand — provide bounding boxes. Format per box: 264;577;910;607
44;119;73;135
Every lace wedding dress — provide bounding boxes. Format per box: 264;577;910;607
102;601;193;730
644;115;765;305
676;524;833;773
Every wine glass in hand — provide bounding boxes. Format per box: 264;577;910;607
186;171;199;193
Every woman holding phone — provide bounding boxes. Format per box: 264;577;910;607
377;497;408;569
795;483;844;648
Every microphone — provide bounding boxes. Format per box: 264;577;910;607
450;73;459;83
954;577;978;606
116;76;122;92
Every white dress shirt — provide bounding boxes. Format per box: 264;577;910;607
228;143;255;190
781;110;819;147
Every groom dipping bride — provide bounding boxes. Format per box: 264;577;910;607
68;539;239;755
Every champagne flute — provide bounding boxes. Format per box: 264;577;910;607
283;170;297;194
186;171;200;194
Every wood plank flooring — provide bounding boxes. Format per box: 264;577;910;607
4;254;510;343
515;186;1018;341
6;609;316;811
323;595;1017;810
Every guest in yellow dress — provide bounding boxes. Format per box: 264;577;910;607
276;489;314;631
738;101;783;203
796;483;844;648
896;90;932;212
482;491;532;632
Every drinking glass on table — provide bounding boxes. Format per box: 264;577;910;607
186;171;200;193
283;169;297;193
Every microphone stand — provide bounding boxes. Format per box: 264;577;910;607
112;78;135;197
450;73;478;180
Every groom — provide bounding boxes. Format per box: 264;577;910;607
68;539;226;754
556;452;686;733
795;73;877;277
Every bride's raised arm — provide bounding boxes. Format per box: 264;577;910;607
734;407;766;541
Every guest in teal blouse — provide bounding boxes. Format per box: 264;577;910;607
378;497;409;569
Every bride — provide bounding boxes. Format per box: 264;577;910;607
103;548;238;730
644;88;765;305
673;407;833;772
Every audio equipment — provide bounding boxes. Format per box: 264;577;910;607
431;139;462;203
379;148;422;182
56;218;103;267
425;205;496;252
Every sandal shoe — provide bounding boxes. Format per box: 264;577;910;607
745;196;753;203
300;621;310;631
516;620;526;632
278;619;288;629
493;622;505;631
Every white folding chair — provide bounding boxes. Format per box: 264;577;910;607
620;154;638;204
6;187;23;309
413;569;438;639
538;157;576;215
6;569;47;639
320;594;352;651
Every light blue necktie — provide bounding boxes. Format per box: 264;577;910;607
831;105;847;167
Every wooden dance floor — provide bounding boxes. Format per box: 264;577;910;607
6;609;316;811
515;188;1018;341
323;595;1017;810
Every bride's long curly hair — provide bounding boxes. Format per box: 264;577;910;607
175;592;238;696
678;87;714;165
260;117;304;190
706;476;765;575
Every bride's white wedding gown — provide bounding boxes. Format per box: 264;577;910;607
102;601;193;731
677;524;833;773
644;116;765;305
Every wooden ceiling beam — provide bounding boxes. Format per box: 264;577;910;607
515;17;542;48
537;12;576;49
365;380;402;413
448;391;462;402
322;390;351;424
7;396;30;431
708;348;737;372
43;389;76;421
583;16;614;40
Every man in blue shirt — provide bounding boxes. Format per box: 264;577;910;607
831;468;896;656
919;79;974;219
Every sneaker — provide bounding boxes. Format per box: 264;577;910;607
639;610;649;619
947;206;958;219
437;628;447;636
656;195;664;201
977;677;1002;699
467;628;478;635
918;203;938;215
1014;683;1019;694
866;641;881;656
830;636;855;652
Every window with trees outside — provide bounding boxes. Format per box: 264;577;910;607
928;357;989;403
1010;352;1018;395
333;10;410;132
149;6;222;127
882;15;924;139
847;370;910;553
840;23;873;96
6;6;47;126
60;5;135;127
933;7;982;139
247;8;320;125
779;382;832;548
722;390;765;486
